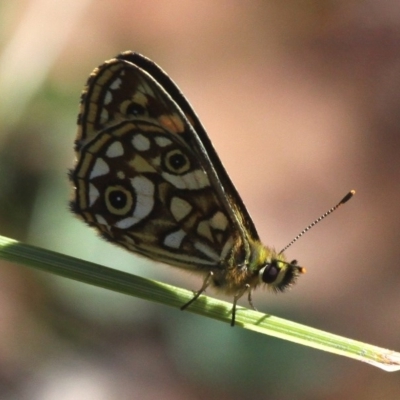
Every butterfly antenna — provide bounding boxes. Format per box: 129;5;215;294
278;190;355;255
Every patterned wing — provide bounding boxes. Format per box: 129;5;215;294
71;52;258;269
119;52;259;240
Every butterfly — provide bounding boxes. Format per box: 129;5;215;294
69;51;306;326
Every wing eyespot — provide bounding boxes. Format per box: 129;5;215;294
105;185;134;216
163;149;190;174
126;102;147;117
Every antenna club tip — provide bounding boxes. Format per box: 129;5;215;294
340;190;356;204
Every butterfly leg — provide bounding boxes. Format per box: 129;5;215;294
231;284;251;327
247;288;257;311
180;271;213;311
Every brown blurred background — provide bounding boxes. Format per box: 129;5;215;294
1;1;400;399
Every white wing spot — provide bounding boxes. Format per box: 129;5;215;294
100;109;109;123
104;91;112;105
164;229;186;249
155;136;172;147
115;216;138;229
182;170;210;189
210;211;228;231
90;158;110;179
220;236;234;259
88;183;99;206
109;77;122;90
131;175;154;196
161;172;186;189
197;220;213;242
162;170;210;190
152;156;161;166
132;134;151;151
106;141;124;158
194;242;220;261
170;197;192;221
95;214;108;226
193;169;210;188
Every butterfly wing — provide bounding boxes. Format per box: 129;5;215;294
117;52;259;240
71;52;259;270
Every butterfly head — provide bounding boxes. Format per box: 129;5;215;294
257;256;306;293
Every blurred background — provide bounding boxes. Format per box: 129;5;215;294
1;1;400;399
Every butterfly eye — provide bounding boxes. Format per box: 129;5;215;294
164;149;190;174
126;102;147;117
105;185;134;215
260;261;279;284
259;259;303;293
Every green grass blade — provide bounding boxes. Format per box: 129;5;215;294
0;234;399;371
